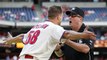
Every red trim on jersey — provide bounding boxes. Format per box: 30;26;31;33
25;55;33;59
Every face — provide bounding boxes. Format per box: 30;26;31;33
69;14;83;31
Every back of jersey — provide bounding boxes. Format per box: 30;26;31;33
19;21;65;60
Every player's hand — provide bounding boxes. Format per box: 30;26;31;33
3;38;13;45
16;34;24;38
55;43;62;51
83;26;96;40
83;31;96;40
4;34;24;45
4;39;12;45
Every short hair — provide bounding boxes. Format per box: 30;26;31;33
48;5;62;19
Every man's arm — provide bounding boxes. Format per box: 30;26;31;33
63;30;96;40
65;40;90;53
62;30;95;53
4;34;24;44
54;28;96;57
54;39;91;57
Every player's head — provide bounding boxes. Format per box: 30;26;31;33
48;5;63;25
66;7;84;31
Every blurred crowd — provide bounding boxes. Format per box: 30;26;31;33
42;0;107;2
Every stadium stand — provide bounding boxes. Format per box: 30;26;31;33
40;6;107;22
0;7;38;22
63;7;107;22
82;7;107;22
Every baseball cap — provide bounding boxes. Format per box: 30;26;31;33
66;7;84;17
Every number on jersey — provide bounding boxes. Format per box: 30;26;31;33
24;30;40;44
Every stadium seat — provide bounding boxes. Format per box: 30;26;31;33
62;7;107;22
0;7;37;22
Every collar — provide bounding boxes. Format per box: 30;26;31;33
78;23;86;32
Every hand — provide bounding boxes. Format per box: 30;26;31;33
3;38;13;45
4;41;11;45
83;30;96;40
55;43;62;51
3;34;24;45
83;26;96;40
16;34;24;38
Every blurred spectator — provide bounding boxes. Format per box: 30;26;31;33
0;8;36;22
61;5;70;21
61;5;70;13
93;0;99;2
6;55;10;60
100;35;105;40
56;0;61;2
94;40;104;47
94;40;107;47
11;55;18;60
0;14;5;20
104;40;107;47
0;32;7;40
20;12;25;16
50;0;55;2
32;16;39;21
41;6;48;21
100;32;107;40
15;13;20;21
10;14;16;21
43;0;93;2
4;10;11;14
31;4;35;11
72;0;92;2
96;30;101;40
20;12;26;21
104;32;107;39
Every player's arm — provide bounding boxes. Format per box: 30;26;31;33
4;34;24;44
63;30;96;40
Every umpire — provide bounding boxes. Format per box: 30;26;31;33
55;7;95;60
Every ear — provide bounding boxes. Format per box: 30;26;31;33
57;15;60;20
79;17;83;21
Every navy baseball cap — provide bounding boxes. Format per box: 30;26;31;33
66;7;84;17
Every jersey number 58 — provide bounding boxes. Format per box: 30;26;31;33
24;30;40;44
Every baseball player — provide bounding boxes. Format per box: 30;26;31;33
4;6;96;60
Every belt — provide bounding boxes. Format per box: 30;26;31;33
25;54;33;59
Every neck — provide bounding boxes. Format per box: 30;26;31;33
49;18;59;25
73;23;83;31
